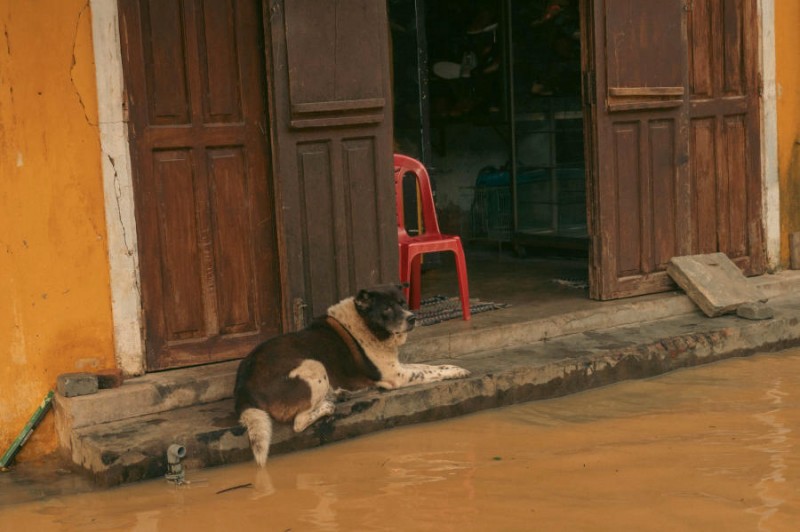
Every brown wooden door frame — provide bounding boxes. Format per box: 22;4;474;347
581;0;764;300
119;0;283;370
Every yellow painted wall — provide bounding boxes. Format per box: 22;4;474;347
776;1;800;266
0;1;115;461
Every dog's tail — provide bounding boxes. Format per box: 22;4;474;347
239;408;273;467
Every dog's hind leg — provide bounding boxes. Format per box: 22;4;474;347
289;359;335;433
294;399;335;433
240;408;273;467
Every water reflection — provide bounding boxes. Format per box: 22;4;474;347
2;351;800;530
746;377;791;530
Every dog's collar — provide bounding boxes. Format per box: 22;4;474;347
324;316;378;378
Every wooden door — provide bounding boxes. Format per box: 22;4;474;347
585;0;763;300
687;0;764;274
119;0;282;370
267;0;398;325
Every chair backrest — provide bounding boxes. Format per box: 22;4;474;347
393;154;442;237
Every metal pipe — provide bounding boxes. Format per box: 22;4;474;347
165;444;186;484
167;444;186;465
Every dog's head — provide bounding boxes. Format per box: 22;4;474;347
354;284;416;343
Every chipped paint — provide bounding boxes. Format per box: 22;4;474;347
90;0;145;376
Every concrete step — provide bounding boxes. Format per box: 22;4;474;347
406;271;797;361
66;293;800;486
54;360;239;451
54;271;800;459
55;289;694;445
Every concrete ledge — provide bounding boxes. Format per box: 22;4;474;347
67;296;800;486
54;361;238;450
403;291;696;362
56;291;696;443
402;270;797;362
55;270;800;467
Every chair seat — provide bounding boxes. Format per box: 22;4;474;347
399;232;462;249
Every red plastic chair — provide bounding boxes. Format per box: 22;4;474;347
394;154;471;320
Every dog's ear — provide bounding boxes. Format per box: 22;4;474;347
354;289;372;311
396;283;410;305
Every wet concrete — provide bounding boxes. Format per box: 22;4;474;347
2;349;799;530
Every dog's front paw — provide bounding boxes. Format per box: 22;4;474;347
376;380;398;390
333;388;355;401
440;365;471;379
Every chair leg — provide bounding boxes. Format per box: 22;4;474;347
453;247;471;320
409;254;423;310
399;250;411;302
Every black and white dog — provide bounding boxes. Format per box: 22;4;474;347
234;284;471;466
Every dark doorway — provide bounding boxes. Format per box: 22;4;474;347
389;0;589;297
389;0;764;304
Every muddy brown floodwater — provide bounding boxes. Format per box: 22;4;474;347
3;350;800;531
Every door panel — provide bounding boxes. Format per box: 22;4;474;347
268;0;397;323
589;0;688;299
207;147;257;334
120;0;281;370
587;0;762;300
611;121;643;277
284;0;384;106
152;149;205;341
687;0;763;274
296;141;340;309
142;2;189;124
603;0;684;91
690;118;719;254
650;119;679;271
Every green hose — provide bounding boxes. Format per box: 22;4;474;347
0;390;55;469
